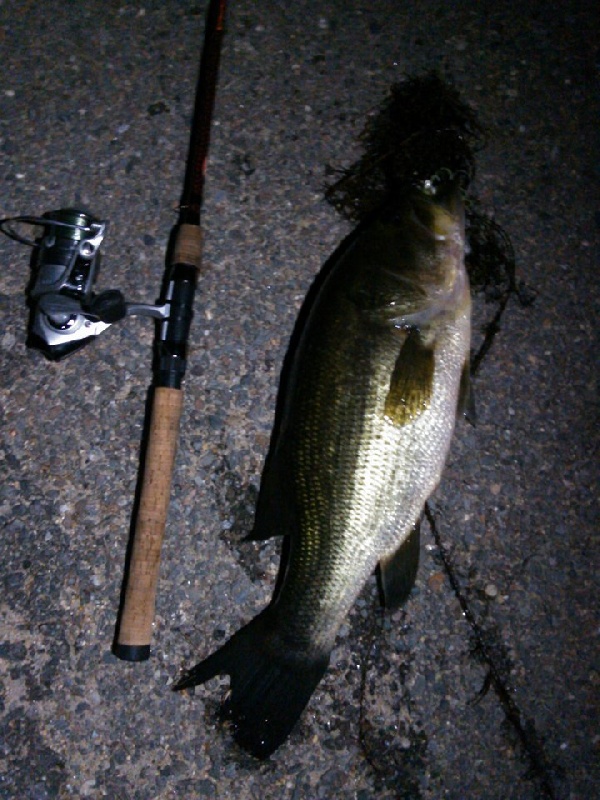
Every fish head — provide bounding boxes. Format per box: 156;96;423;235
368;182;468;329
410;180;465;260
421;183;467;303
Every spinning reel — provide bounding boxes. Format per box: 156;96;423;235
1;208;169;360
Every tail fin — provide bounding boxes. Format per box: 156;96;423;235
173;610;330;759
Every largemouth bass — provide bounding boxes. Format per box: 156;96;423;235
174;182;471;758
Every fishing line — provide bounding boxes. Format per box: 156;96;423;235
424;505;560;799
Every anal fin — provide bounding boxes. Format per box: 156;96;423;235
377;524;420;610
458;359;476;424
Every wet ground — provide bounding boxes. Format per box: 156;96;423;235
0;0;598;798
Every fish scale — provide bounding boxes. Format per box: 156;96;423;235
277;296;469;644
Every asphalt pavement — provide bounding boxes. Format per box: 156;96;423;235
0;1;598;798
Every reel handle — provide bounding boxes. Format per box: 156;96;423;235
113;386;184;661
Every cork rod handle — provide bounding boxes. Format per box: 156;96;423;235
114;386;184;661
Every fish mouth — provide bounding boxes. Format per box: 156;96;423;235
410;180;464;241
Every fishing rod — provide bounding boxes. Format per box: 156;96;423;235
0;0;227;661
114;0;227;661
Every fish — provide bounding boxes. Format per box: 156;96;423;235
174;180;472;759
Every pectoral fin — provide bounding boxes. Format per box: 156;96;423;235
377;524;420;610
384;331;435;426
